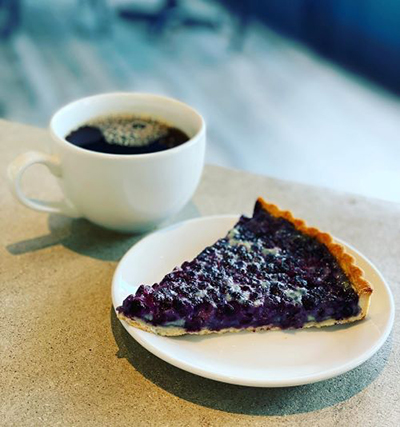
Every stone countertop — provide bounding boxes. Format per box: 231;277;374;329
1;119;399;426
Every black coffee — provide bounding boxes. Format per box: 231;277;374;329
65;114;190;155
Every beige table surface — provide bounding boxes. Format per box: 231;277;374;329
1;119;399;427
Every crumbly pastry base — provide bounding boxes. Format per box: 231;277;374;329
118;312;369;337
118;197;373;337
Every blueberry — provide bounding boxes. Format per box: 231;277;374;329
128;298;147;316
219;303;233;316
302;295;315;310
132;123;146;129
270;283;280;295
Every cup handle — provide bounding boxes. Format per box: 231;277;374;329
7;151;81;218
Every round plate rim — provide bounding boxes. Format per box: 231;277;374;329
112;215;395;387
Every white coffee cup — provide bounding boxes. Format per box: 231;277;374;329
8;93;206;233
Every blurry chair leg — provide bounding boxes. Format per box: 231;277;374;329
149;0;179;36
118;0;174;36
118;0;221;38
0;0;21;39
228;0;253;51
230;13;250;51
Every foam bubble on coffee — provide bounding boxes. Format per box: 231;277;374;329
87;114;169;147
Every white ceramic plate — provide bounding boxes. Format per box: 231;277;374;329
112;215;395;387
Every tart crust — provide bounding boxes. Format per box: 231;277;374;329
118;312;369;337
118;197;373;336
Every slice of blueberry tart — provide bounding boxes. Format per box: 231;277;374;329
117;198;373;336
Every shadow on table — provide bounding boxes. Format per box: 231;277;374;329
111;309;392;416
6;202;200;261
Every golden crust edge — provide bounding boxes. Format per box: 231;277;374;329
256;197;373;320
118;313;367;337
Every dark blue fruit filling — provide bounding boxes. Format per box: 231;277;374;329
117;201;360;332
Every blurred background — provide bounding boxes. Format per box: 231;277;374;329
1;0;400;202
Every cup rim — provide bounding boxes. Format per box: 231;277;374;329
49;92;205;159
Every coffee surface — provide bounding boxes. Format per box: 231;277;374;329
65;114;190;155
